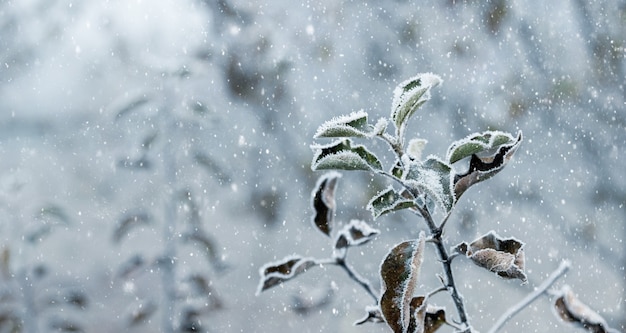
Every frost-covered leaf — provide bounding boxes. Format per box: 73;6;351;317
314;110;372;138
446;131;519;164
354;305;385;325
311;172;341;237
334;220;380;251
391;73;442;133
380;232;426;333
407;139;428;161
367;187;417;218
403;157;455;214
256;256;316;294
112;213;151;244
312;139;383;171
553;285;617;333
452;131;522;199
456;231;527;283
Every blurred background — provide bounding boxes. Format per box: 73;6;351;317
0;0;624;332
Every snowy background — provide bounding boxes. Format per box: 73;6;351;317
0;0;624;332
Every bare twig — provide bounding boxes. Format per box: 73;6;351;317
336;258;379;302
487;260;571;333
316;257;379;302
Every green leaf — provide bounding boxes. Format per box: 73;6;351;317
310;172;341;237
256;256;316;295
391;73;442;133
367;187;417;218
312;139;383;171
314;110;372;138
380;232;426;333
446;130;519;164
453;131;523;199
403;157;455;214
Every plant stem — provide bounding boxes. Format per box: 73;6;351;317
416;207;471;332
316;257;379;302
487;260;570;333
336;258;379;302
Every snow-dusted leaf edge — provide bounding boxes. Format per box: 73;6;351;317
334;219;380;250
391;73;442;132
310;171;342;237
256;255;317;295
314;110;372;138
379;232;426;333
311;139;383;171
453;231;527;283
367;186;417;218
553;285;618;333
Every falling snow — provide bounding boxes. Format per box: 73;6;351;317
0;0;624;332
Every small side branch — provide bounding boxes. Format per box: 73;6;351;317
487;260;571;333
336;258;379;302
316;257;379;302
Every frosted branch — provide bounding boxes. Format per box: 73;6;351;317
487;260;571;333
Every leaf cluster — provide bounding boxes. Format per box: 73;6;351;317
258;73;618;333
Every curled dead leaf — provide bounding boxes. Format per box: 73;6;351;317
256;256;316;295
553;285;617;333
456;231;527;283
452;131;522;199
334;219;380;251
311;172;341;237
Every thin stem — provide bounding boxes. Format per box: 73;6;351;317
378;163;471;330
487;260;571;333
418;207;471;331
316;257;379;302
336;258;379;302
